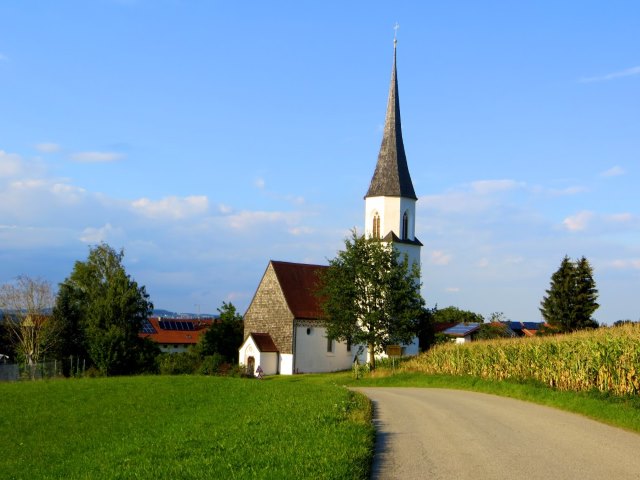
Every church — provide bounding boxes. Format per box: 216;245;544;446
239;39;422;375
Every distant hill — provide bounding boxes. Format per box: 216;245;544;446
152;309;218;319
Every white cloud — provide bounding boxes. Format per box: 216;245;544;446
254;178;266;189
0;150;23;177
608;213;633;224
289;226;314;236
51;183;86;203
562;211;638;233
35;143;61;153
471;179;524;195
422;178;525;214
429;250;453;265
445;287;460;293
563;210;594;231
421;192;493;214
0;53;7;61
218;203;233;214
546;185;588;196
223;210;298;230
580;66;640;83
131;195;209;220
601;166;625;177
80;223;122;243
476;258;489;268
605;259;640;270
70;151;125;163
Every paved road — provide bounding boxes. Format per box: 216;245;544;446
354;388;640;480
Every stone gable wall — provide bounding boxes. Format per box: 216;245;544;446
243;263;294;354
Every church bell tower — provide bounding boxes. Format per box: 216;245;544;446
365;38;422;269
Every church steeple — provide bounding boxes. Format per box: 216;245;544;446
365;40;417;200
364;36;422;268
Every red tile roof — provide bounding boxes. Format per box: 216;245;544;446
139;317;214;345
271;261;327;319
250;332;278;352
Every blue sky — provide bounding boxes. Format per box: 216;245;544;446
1;1;638;323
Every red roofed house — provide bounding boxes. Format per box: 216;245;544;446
239;261;362;375
140;318;213;353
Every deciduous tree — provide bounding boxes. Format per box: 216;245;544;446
199;302;244;362
432;306;485;324
318;231;424;370
0;276;57;367
52;244;154;375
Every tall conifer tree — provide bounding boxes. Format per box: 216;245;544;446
540;256;599;331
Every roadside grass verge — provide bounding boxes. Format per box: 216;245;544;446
321;370;640;433
0;376;374;480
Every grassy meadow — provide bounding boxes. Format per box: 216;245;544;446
0;376;373;480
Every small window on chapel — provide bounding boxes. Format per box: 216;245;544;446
402;212;409;240
373;213;381;239
327;337;334;353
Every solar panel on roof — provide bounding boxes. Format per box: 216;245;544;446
523;322;541;330
443;323;481;336
141;319;156;334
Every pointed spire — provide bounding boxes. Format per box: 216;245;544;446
365;38;417;200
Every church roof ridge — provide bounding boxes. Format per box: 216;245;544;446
365;41;417;200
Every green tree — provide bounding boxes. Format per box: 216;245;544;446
432;306;484;324
199;302;244;363
476;323;513;340
52;244;154;375
540;256;599;332
318;231;424;370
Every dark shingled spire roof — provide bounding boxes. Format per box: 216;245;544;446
365;42;417;200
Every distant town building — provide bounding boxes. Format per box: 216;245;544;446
140;317;214;353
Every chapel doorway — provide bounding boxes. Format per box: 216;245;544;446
246;356;255;376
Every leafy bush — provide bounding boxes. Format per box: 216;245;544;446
158;352;200;375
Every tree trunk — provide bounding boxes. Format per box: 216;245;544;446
368;343;376;370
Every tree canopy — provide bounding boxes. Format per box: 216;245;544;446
199;302;244;363
432;306;485;324
540;256;599;332
318;231;424;369
52;243;155;375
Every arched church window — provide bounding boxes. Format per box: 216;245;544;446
373;213;380;239
402;211;409;240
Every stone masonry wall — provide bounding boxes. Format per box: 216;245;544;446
243;263;294;354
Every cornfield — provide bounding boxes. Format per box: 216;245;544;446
404;324;640;396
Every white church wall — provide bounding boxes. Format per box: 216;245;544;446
239;337;279;376
239;339;258;375
259;352;278;375
279;353;294;375
293;325;355;373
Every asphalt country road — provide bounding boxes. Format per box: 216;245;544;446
355;388;640;480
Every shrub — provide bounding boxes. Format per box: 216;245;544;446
158;352;200;375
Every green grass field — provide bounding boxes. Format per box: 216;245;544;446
0;376;373;480
4;366;640;479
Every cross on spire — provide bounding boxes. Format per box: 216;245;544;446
393;22;399;45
